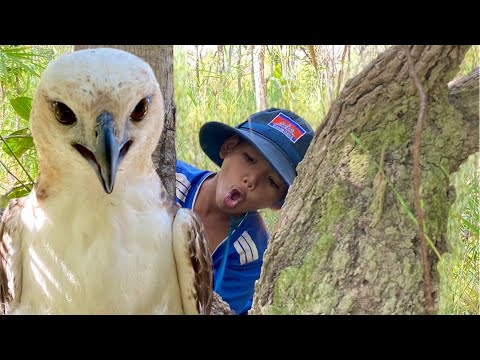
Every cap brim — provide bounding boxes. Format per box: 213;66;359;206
199;122;296;186
199;121;239;167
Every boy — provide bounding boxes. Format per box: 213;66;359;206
175;108;314;315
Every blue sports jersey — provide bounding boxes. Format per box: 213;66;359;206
175;160;269;315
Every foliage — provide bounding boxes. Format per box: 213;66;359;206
0;45;73;207
439;153;479;314
456;46;479;79
0;45;478;314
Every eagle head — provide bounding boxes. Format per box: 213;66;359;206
29;48;165;194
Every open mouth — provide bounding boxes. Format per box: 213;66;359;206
223;187;245;209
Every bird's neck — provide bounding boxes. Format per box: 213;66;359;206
34;163;165;210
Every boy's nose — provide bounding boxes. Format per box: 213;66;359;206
243;176;256;190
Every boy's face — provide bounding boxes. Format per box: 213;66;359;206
215;136;288;214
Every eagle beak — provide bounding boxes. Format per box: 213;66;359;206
94;111;121;194
73;111;133;194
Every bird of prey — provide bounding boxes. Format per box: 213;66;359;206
0;48;213;314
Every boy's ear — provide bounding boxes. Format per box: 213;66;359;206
219;135;240;159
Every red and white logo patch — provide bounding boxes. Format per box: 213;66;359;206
268;113;306;143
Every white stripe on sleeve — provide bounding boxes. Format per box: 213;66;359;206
233;231;259;265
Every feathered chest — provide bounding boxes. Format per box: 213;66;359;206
14;189;183;314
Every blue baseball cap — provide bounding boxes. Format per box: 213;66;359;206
199;108;314;188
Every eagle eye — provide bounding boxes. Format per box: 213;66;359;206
53;102;77;125
130;97;150;122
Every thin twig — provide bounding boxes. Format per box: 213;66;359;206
335;46;349;98
299;46;313;68
3;134;32;139
3;182;34;198
0;133;35;184
308;45;318;72
402;45;434;315
0;158;32;193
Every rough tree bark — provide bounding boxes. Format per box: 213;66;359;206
448;67;479;136
73;45;176;197
251;46;478;315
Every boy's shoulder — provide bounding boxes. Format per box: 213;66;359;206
175;160;212;208
176;159;201;174
176;159;211;184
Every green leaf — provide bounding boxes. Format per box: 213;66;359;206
10;96;33;120
273;63;283;80
461;217;480;236
1;186;31;208
2;129;35;158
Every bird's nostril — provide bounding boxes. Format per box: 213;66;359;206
95;130;98;138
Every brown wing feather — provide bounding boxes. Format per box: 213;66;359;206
0;198;25;315
186;210;213;314
172;206;213;314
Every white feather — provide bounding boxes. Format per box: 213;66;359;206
14;174;183;314
2;48;204;314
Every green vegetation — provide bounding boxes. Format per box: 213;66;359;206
0;45;478;314
440;153;479;314
0;45;73;206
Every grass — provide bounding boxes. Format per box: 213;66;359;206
440;153;479;314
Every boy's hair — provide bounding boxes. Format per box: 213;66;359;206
199;108;314;205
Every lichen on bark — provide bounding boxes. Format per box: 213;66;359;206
251;46;477;315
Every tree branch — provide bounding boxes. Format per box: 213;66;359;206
402;45;434;315
448;67;479;169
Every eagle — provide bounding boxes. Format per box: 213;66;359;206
0;48;213;314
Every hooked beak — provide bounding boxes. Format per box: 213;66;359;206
95;111;120;193
73;111;132;194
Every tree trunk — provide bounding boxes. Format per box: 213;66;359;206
73;45;176;198
237;45;242;95
252;45;267;111
251;46;478;315
195;45;201;86
448;67;479;136
217;45;225;74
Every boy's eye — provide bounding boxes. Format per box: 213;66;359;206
244;152;256;164
268;176;279;189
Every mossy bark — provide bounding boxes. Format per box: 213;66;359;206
73;45;176;198
251;46;478;315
